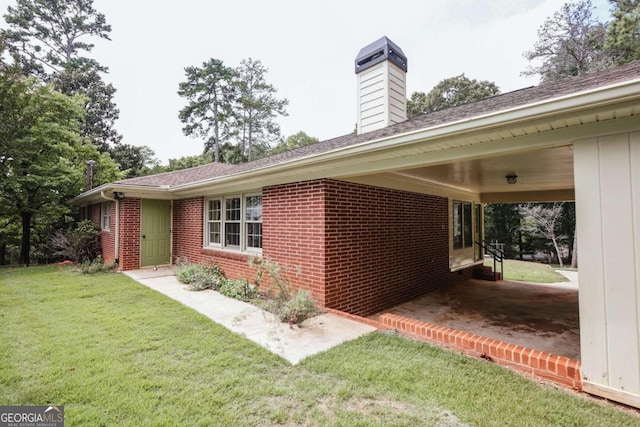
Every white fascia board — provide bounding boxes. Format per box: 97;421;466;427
69;183;172;205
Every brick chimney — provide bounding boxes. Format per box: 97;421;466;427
355;36;408;134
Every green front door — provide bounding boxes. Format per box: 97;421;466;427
141;199;171;267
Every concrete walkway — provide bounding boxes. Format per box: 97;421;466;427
123;268;377;364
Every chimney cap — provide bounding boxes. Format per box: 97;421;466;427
355;36;407;74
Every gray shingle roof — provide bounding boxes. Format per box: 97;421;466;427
116;60;640;189
116;161;239;187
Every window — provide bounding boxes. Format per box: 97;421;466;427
225;197;241;248
205;194;262;252
101;202;111;230
245;195;263;250
207;199;221;245
453;200;472;250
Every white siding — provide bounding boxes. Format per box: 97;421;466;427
574;132;640;407
356;61;406;134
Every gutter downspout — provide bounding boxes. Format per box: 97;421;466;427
100;190;120;265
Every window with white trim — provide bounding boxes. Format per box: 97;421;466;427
101;202;111;230
205;194;262;252
453;200;472;250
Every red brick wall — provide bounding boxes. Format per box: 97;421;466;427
119;198;141;270
100;202;116;264
172;197;256;281
167;179;473;317
87;202;116;264
262;181;327;305
323;180;472;316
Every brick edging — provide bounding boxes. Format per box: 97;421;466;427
380;313;582;390
323;308;389;330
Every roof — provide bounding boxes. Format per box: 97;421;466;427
116;161;238;187
72;60;640;204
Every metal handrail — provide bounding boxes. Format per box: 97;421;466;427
475;240;504;281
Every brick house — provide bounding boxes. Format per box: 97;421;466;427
72;37;640;408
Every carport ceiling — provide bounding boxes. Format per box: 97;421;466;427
390;145;574;195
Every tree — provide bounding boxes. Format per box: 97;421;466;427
605;0;640;65
522;0;611;82
178;58;235;163
483;203;523;258
406;74;499;118
519;203;567;267
272;131;318;154
1;0;123;150
232;58;288;161
109;143;159;178
0;71;121;266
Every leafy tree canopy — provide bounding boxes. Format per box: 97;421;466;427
232;58;288;161
522;0;612;82
178;57;288;163
272;131;319;154
0;67;121;265
2;0;125;152
178;58;235;163
407;74;499;118
605;0;640;65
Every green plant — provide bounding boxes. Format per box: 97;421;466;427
175;259;225;291
48;220;101;263
249;257;316;324
277;290;316;325
77;256;117;274
219;279;257;301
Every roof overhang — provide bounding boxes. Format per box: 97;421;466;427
171;78;640;198
70;76;640;206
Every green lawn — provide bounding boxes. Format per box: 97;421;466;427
485;257;569;283
1;266;636;426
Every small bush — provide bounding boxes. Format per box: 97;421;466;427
219;279;257;302
249;257;317;324
175;260;225;291
77;256;117;274
277;290;316;325
48;220;101;263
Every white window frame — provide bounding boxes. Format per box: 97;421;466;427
204;193;262;254
452;199;473;250
101;202;111;231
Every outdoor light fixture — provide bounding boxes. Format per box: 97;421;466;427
113;191;125;200
505;174;518;185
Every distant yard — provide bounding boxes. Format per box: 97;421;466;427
485;257;569;283
1;266;636;426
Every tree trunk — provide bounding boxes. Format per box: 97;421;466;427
19;212;32;267
551;234;564;268
570;232;578;268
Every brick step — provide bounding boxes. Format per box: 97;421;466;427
473;266;501;281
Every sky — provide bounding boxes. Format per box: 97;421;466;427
1;0;613;163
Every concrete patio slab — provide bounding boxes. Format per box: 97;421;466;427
378;278;580;360
123;268;377;364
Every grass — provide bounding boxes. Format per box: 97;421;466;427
2;266;637;426
485;257;569;283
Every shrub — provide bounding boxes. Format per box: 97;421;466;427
219;279;257;302
77;256;118;274
249;257;317;324
48;220;101;263
175;260;225;291
277;290;316;325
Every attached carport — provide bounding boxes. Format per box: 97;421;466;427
327;74;640;406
